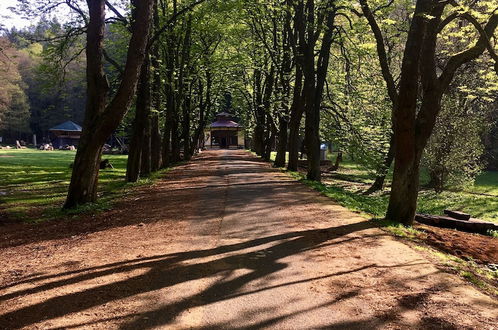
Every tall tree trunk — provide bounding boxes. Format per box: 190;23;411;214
385;0;433;224
360;0;399;194
189;76;210;156
261;66;275;160
263;114;276;161
386;149;423;224
252;68;265;155
67;136;104;206
141;108;152;176
287;67;304;171
160;17;178;168
150;0;162;171
170;16;192;162
64;0;153;208
274;13;293;168
274;116;288;167
65;0;108;206
151;113;161;171
161;83;173;167
303;80;320;180
161;42;175;167
297;0;336;181
180;16;192;160
182;90;192;160
126;57;151;182
171;108;181;162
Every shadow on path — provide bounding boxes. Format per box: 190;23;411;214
0;221;391;329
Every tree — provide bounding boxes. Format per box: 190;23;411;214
422;59;496;192
386;0;498;225
0;37;31;138
64;0;154;208
294;0;343;181
357;0;403;194
423;94;486;193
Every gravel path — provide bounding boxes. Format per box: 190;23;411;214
0;150;496;329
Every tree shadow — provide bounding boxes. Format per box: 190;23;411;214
2;151;492;329
1;221;385;329
0;151;290;248
0;216;492;329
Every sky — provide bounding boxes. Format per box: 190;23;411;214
0;0;127;31
0;0;35;30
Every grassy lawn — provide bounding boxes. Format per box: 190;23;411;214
472;171;498;196
0;148;132;222
272;151;498;224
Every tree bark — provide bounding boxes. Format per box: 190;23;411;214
182;89;192;160
385;0;436;224
274;116;288;167
287;66;304;171
161;80;173;167
126;57;151;182
140;105;152;176
189;74;211;156
303;1;336;181
171;105;181;162
252;68;265;155
261;66;276;160
385;0;498;224
360;0;399;194
274;12;293;168
263;113;276;161
161;40;175;167
180;16;193;160
150;0;162;171
161;22;180;167
64;0;153;208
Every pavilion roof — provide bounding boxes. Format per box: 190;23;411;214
209;119;241;128
209;111;241;128
49;121;82;132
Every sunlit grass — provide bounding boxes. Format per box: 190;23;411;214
279;151;498;224
0;148;131;222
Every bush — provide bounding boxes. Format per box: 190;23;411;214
423;95;486;193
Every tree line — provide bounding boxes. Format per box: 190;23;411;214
7;0;498;225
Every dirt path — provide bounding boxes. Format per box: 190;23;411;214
0;150;496;329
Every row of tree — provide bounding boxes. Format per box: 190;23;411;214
10;0;498;225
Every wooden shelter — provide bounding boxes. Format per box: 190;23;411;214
49;121;82;149
204;112;245;149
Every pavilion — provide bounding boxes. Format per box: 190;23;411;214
49;121;82;149
204;112;245;149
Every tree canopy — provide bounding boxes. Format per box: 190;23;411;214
2;0;498;224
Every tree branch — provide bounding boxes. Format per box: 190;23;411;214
439;9;498;90
359;0;398;106
148;0;208;48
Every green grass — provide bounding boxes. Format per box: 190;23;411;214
281;151;498;224
471;171;498;196
0;148;149;222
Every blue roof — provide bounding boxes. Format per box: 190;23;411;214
49;121;82;132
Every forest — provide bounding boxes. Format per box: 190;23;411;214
1;0;498;328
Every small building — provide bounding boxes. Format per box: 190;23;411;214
204;112;245;149
49;121;82;149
